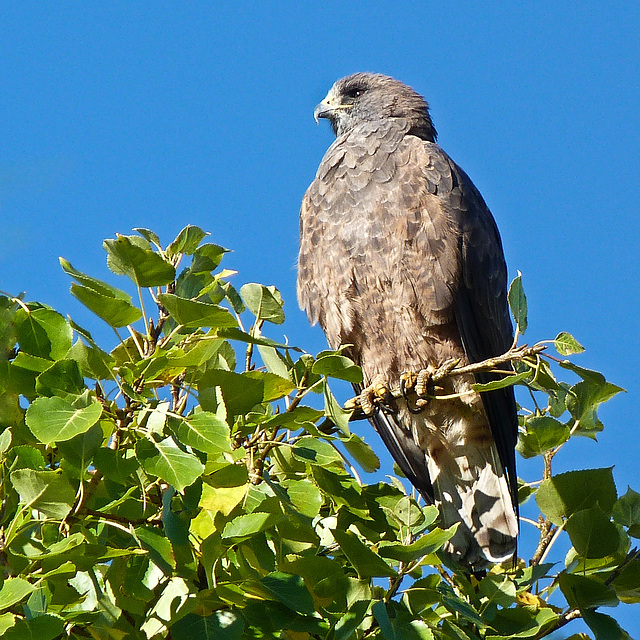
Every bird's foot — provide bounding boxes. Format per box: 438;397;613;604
344;374;394;416
399;366;436;414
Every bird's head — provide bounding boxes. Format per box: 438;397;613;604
314;72;437;141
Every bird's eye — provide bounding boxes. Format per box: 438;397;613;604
345;87;364;99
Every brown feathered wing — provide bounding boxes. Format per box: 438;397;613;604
298;117;518;569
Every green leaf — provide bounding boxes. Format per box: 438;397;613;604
323;381;352;436
437;583;484;626
611;560;640;604
260;571;315;614
555;332;585;355
508;272;527;335
612;487;640;537
240;283;285;324
312;354;363;383
581;610;629;640
343;433;380;473
135;525;176;573
222;512;282;541
61;257;130;298
292;437;343;466
136;437;205;492
66;339;116;380
173;412;232;455
171;612;244;640
566;378;625;437
257;344;291;378
158;293;237;328
516;416;570;458
2;614;65;640
190;243;229;273
94;447;139;484
0;578;36;611
104;235;176;286
217;327;300;351
134;227;162;247
16;307;72;360
25;395;102;444
70;282;142;327
10;469;75;518
57;423;103;470
333;600;371;640
535;468;617;525
566;505;621;558
472;369;531;392
35;358;85;396
166;225;209;257
331;528;397;578
284;479;323;518
378;526;457;562
564;579;613;616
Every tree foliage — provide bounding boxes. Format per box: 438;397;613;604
0;226;636;639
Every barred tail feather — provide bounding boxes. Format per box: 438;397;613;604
427;446;518;569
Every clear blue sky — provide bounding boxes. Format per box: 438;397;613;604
2;3;639;634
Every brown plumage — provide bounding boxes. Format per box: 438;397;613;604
297;73;518;569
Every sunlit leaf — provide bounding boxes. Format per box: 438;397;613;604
136;437;205;492
25;395;102;444
166;225;209;257
240;283;285;324
508;272;527;335
555;332;585;355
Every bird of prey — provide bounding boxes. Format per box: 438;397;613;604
297;73;518;569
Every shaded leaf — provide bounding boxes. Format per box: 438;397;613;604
331;528;397;578
70;283;142;327
566;505;621;558
2;614;65;640
171;612;244;640
343;433;380;473
516;416;570;458
582;609;629;640
612;487;640;538
10;469;75;518
535;468;617;525
190;243;229;273
104;235;175;286
260;571;315;614
158;293;237;328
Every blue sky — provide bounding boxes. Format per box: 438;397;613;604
2;3;639;634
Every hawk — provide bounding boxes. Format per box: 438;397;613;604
297;73;518;569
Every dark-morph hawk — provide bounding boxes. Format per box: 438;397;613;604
297;73;518;569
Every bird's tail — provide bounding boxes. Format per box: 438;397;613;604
426;442;518;569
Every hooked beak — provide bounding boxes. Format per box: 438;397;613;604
314;98;334;123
